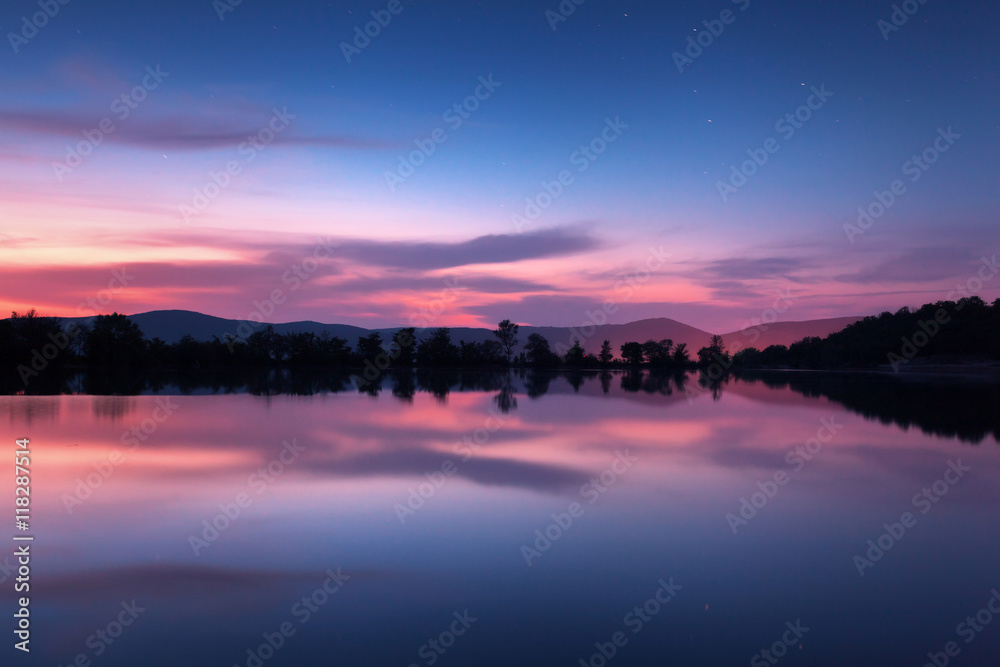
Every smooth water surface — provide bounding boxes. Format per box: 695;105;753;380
3;371;1000;666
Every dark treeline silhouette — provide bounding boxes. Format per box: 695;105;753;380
618;338;692;367
6;297;1000;388
5;312;705;389
732;297;1000;370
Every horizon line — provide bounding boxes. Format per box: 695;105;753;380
18;307;867;335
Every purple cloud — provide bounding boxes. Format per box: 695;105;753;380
336;228;598;270
834;248;978;284
0;110;393;151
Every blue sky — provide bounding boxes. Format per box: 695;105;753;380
1;0;998;330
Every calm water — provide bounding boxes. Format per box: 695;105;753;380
3;371;1000;666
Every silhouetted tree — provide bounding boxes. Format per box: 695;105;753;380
672;343;690;365
697;335;728;367
85;313;147;367
564;341;586;367
493;319;520;366
642;339;674;366
758;345;789;366
146;337;169;367
317;333;352;366
15;294;997;377
357;332;384;363
391;328;417;367
285;332;321;366
731;298;1000;369
524;333;558;367
417;328;459;366
4;310;77;384
68;324;89;357
480;340;504;365
598;339;614;366
459;340;503;367
732;347;761;367
620;341;644;365
247;325;284;363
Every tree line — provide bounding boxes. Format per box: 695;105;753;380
731;297;1000;370
5;312;706;385
6;296;998;385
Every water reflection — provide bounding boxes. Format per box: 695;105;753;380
7;368;999;445
737;370;1000;444
1;371;999;666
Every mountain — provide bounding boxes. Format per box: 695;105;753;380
52;310;862;353
720;316;862;350
56;310;371;346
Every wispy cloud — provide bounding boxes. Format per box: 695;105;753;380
336;228;599;270
0;110;393;151
326;274;555;295
658;255;810;303
702;257;806;281
833;248;976;284
0;228;599;320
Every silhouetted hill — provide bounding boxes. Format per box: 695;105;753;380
50;310;860;352
57;310;371;346
48;310;860;354
529;318;714;355
721;316;862;349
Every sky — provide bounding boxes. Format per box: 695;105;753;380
1;0;998;332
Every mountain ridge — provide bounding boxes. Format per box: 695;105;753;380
48;310;862;353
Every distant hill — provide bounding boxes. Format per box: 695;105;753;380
56;310;372;346
720;316;862;350
51;310;862;353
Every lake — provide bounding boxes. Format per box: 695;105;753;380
3;370;999;666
